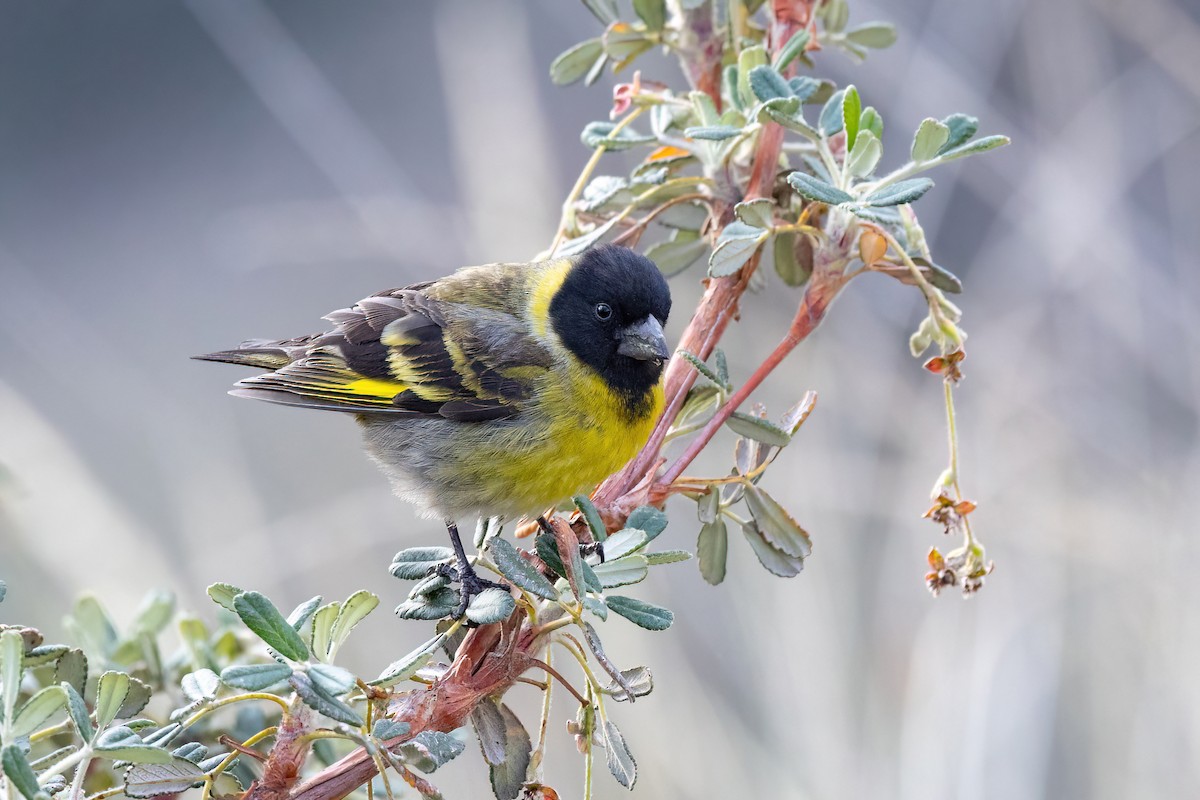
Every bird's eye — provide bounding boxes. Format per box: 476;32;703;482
594;302;613;321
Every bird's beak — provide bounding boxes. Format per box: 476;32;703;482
617;315;670;363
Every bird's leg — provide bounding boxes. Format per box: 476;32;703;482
443;518;504;619
537;515;606;564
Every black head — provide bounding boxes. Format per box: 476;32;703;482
549;244;672;413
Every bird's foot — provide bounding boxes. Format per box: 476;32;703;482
429;559;505;623
579;541;606;564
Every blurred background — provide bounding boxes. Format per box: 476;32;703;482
2;0;1198;797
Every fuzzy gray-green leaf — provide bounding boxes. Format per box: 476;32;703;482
697;518;729;585
593;555;649;588
863;178;934;207
2;745;47;800
219;662;293;692
773;28;811;70
937;134;1009;161
819;88;846;135
95;670;130;729
289;673;362;726
938;113;979;153
488;703;531;800
10;685;66;739
371;633;446;688
123;758;205;798
550;38;604;86
844;22;898;49
741;522;805;577
603;719;637;788
206;583;243;614
726;412;792;446
605;596;674;631
488;537;558;601
233;592;309;662
390;547;454;580
466;588;516;626
626;506;668;541
787;172;853;205
744;484;813;560
911;118;950;162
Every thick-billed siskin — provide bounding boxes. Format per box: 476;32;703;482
196;244;671;611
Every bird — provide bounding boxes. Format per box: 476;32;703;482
195;244;672;616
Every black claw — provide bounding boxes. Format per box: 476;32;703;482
444;519;506;621
579;541;606;564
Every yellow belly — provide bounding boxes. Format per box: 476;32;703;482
447;364;663;518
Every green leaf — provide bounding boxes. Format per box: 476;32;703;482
465;588;516;626
309;602;340;663
390;547;454;580
845;22;898;49
328;591;379;657
646;234;707;277
488;537;558;601
741;522;806;577
95;670;131;728
726;412;792;446
593;555;649;588
307;663;356;697
632;0;666;31
371;633;446;688
708;227;766;277
603;719;637;788
398;730;465;773
66;595;118;660
1;630;22;725
677;350;726;390
286;596;322;638
602;529;649;561
94;727;174;763
372;719;411;742
11;685;66;739
409;573;453;599
581;622;638;702
736;45;769;109
697;486;720;525
471;700;508;766
394;587;459;621
63;682;94;741
697;519;729;585
819;89;846;136
626;506;668;541
124;758;205;798
747;65;792;103
23;645;68;670
734;198;775;229
773;231;811;287
550;38;604;86
846;129;881;177
582;0;618;24
684;125;743;141
2;745;48;800
581;121;655;151
864;178;934;206
911;118;950;162
645;550;691;565
601;22;653;68
233;592;309;662
488;704;531;800
860;106;883;139
744;485;813;560
181;669;220;703
573;495;608;542
206;582;242;614
605;596;674;631
219;662;293;692
789;76;825;103
54;649;87;697
289;673;362;726
773;29;811;70
938;113;979;153
606;666;653;702
583;595;608;620
913;256;964;294
842;85;861;152
117;677;152;720
0;581;5;603
787;172;853;205
132;591;175;637
937;134;1010;161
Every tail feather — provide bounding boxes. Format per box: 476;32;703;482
192;347;293;370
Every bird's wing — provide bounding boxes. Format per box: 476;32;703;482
230;283;554;421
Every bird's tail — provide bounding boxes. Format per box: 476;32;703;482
192;336;318;370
